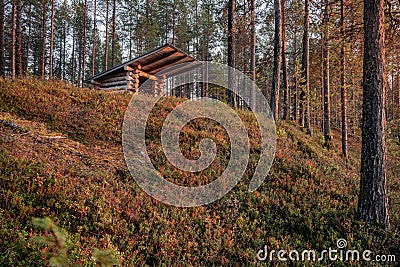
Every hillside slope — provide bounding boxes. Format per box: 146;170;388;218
0;79;399;266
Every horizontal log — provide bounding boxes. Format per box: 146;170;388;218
101;80;127;88
101;85;130;91
102;75;129;83
91;80;101;85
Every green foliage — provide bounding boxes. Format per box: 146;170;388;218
32;217;119;267
32;217;68;267
92;248;120;267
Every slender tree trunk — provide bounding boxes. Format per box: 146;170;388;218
49;0;55;79
82;0;87;83
195;0;199;57
172;0;175;44
205;4;210;99
16;1;23;77
71;29;76;84
105;0;109;70
111;0;116;67
398;56;400;116
323;1;331;145
282;0;289;120
293;32;298;122
300;0;311;134
227;0;236;107
271;0;282;119
11;2;16;80
357;0;390;228
340;0;348;157
25;4;32;75
0;0;4;76
250;0;256;110
92;0;97;77
41;1;47;80
61;0;66;80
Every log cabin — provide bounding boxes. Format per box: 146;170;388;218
83;43;199;96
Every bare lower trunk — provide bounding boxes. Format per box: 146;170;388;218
282;0;289;120
105;0;109;70
92;0;97;77
82;0;87;84
41;1;47;80
340;0;348;157
0;0;4;76
357;0;390;228
300;0;311;135
227;0;236;107
293;33;298;122
250;0;256;110
11;3;16;80
49;0;55;79
323;1;331;145
111;0;116;67
271;0;282;119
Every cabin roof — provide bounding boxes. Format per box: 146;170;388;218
83;43;198;83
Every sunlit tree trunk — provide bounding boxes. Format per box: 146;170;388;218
15;1;22;77
82;0;87;84
323;1;331;145
111;0;116;67
250;0;256;110
105;0;109;70
92;0;96;77
357;0;390;228
340;0;348;157
282;0;289;120
11;2;16;80
300;0;311;134
0;0;4;76
271;0;282;119
25;4;32;75
49;0;55;79
41;1;47;80
227;0;236;107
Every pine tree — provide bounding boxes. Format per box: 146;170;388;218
357;0;390;228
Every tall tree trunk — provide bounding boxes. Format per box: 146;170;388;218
340;0;348;157
250;0;256;110
16;1;22;77
62;0;67;79
323;1;331;145
300;0;311;134
227;0;236;107
82;0;87;83
282;0;289;120
105;0;109;70
357;0;390;228
25;4;32;75
92;0;97;77
49;0;55;79
271;0;282;119
111;0;116;67
293;32;298;122
172;0;175;44
41;1;47;80
11;2;16;80
71;29;76;83
0;0;4;76
398;55;400;117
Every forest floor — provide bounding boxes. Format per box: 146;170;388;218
0;78;399;266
